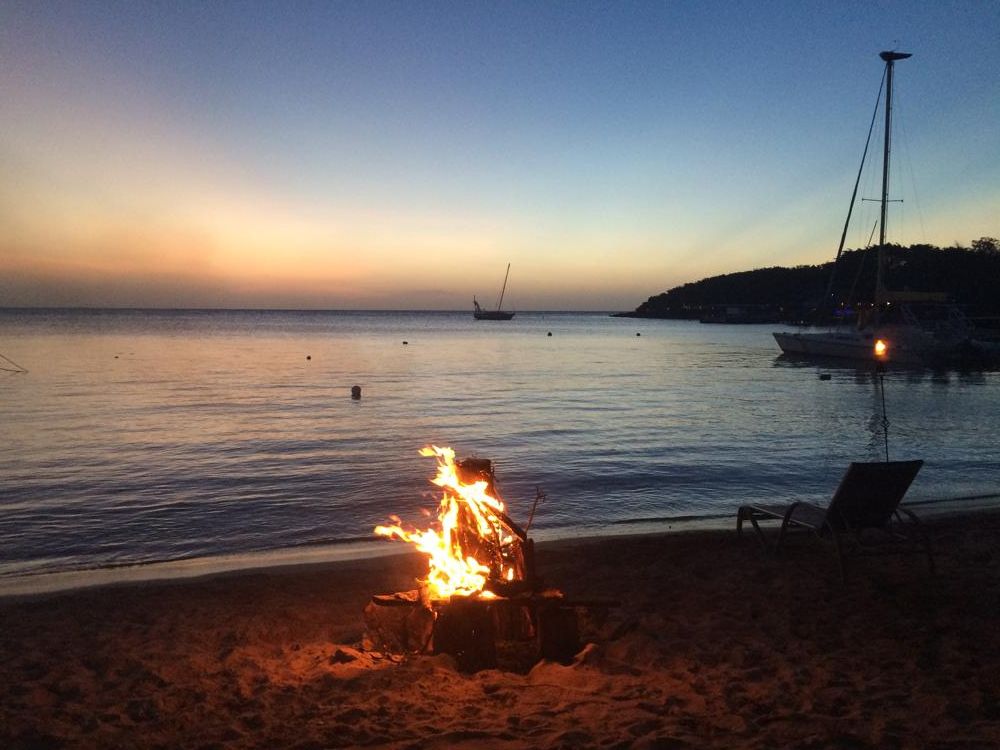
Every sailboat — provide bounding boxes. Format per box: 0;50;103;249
0;350;27;374
773;52;992;366
474;263;515;321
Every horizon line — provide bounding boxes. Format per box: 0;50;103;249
0;306;627;315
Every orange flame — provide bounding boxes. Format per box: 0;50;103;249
374;446;508;600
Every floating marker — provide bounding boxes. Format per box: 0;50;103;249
819;373;831;381
547;332;552;337
351;385;361;399
636;332;641;337
306;355;311;360
403;341;408;345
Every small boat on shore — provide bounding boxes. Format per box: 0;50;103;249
474;263;515;321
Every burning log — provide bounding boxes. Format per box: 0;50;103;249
431;598;498;672
367;447;595;672
453;456;538;596
536;603;580;663
373;447;539;600
362;590;434;654
364;590;582;672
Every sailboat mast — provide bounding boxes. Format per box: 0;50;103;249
876;51;911;307
821;70;885;315
496;263;511;310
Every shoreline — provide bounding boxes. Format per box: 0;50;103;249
3;493;999;600
3;507;1000;747
0;511;740;599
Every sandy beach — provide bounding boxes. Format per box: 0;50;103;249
3;510;1000;749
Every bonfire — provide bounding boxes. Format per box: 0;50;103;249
374;446;534;601
366;446;596;672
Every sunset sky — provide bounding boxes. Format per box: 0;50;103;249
2;1;998;311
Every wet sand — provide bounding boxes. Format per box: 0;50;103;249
2;510;1000;749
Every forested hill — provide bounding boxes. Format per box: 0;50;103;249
622;238;1000;321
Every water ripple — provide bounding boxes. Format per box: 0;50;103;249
1;309;999;577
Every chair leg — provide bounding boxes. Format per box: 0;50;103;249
824;522;847;583
737;507;771;552
897;507;936;574
749;514;771;552
775;516;793;556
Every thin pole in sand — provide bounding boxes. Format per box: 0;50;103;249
525;487;545;534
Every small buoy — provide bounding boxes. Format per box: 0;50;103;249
819;373;831;381
114;355;119;359
402;341;408;345
547;332;552;337
636;332;641;337
306;355;311;360
351;385;361;399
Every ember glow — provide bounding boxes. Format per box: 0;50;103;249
374;446;516;600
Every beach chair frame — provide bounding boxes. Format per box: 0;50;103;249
736;460;933;581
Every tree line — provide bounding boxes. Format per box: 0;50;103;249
623;237;1000;322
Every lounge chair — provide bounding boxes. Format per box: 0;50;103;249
736;460;933;580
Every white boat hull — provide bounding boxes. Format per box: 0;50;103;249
773;330;926;364
774;327;1000;367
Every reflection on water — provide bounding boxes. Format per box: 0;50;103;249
866;376;889;461
2;310;1000;578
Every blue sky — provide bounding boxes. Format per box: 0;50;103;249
2;1;998;309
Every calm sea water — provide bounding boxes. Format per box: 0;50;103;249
2;308;999;582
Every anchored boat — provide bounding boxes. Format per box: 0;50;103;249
474;263;515;321
773;52;997;366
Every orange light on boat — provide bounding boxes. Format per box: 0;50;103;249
874;339;889;359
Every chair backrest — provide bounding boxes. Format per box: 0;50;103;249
825;460;923;531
